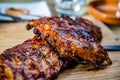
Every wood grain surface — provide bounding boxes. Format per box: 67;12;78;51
0;16;120;80
57;52;120;80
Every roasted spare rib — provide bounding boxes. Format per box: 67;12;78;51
27;16;112;68
0;35;73;80
0;16;112;80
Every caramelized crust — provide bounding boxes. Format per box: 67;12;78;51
0;35;70;80
75;17;102;42
0;16;112;80
27;16;112;67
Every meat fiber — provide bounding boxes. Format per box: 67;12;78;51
27;16;112;68
0;35;72;80
0;16;112;80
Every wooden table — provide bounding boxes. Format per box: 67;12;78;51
0;1;120;80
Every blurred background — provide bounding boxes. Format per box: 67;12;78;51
0;0;120;36
0;0;39;2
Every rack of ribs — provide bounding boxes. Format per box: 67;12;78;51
0;16;112;80
27;16;112;68
0;35;73;80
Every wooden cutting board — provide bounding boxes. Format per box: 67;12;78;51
0;16;120;80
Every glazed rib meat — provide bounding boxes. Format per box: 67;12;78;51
74;17;102;42
0;35;71;80
0;16;112;80
27;16;112;68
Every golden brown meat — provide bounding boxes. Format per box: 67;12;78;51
27;16;112;68
27;16;102;42
0;35;71;80
0;16;112;80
